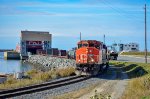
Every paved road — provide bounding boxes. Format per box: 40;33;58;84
117;55;150;63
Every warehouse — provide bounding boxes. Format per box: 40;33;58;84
20;30;52;59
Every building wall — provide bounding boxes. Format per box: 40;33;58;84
20;31;52;58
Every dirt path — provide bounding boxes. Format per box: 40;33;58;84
79;67;129;99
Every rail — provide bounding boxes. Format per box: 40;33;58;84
0;75;90;98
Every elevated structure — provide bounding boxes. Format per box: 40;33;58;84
4;51;20;59
20;31;52;59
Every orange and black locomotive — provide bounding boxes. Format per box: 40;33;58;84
75;40;109;75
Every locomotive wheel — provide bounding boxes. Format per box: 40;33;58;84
92;69;99;75
103;63;109;72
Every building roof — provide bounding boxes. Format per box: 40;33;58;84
21;31;51;41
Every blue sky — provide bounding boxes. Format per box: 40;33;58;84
0;0;150;51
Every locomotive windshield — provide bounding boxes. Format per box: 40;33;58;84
78;44;82;48
83;44;88;47
78;40;101;49
78;43;88;48
89;43;94;47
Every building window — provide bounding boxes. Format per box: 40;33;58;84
132;45;134;47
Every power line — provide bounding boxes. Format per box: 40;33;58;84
100;0;144;23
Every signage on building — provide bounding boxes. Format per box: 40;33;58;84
26;41;42;48
26;41;42;45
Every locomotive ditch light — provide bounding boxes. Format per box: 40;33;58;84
91;59;94;62
89;50;92;52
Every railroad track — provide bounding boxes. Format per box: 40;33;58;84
0;75;90;98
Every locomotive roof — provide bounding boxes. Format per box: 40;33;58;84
77;40;103;44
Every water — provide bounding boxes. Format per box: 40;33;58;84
0;52;32;74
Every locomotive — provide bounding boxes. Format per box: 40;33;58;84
75;40;109;75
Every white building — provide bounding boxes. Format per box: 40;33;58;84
119;43;139;52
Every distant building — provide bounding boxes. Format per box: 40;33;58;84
20;30;52;59
119;43;139;52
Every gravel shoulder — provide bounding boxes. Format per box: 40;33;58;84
51;66;129;99
78;66;128;99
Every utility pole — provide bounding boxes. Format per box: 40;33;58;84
104;34;105;44
144;4;147;63
80;32;81;41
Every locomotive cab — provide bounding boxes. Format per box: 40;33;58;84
75;40;109;75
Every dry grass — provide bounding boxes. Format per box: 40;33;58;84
0;66;75;90
120;52;150;56
110;61;150;99
122;76;150;99
56;67;75;77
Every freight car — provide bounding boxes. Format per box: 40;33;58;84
67;50;76;59
75;40;109;75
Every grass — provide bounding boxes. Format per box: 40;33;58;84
110;61;150;99
122;76;150;99
120;52;150;56
0;66;75;90
56;67;75;77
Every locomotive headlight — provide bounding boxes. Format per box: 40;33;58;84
86;49;88;53
91;59;94;62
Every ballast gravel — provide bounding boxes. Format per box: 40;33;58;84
11;78;106;99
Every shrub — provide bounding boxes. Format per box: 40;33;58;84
34;72;51;81
143;76;150;90
6;78;17;84
26;69;38;77
57;67;75;77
